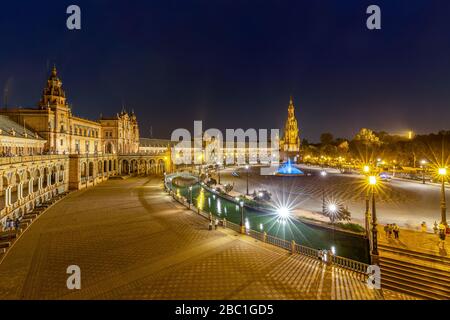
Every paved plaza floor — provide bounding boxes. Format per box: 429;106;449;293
0;177;413;300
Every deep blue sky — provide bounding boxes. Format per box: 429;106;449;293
1;0;449;141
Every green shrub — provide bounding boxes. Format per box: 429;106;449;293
335;222;365;233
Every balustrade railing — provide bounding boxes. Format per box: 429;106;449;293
331;255;369;273
294;243;319;259
266;234;291;250
0;154;67;166
166;184;369;276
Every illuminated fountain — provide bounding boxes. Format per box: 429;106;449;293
275;158;304;176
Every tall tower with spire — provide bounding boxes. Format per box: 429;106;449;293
280;96;300;154
39;65;69;110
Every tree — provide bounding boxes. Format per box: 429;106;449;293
320;133;334;145
324;204;351;223
354;128;381;146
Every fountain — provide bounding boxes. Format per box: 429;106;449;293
275;158;304;176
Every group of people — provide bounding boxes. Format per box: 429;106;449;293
208;213;220;231
384;223;400;239
208;219;219;230
2;217;20;232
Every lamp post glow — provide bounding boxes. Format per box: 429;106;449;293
328;203;337;215
197;154;203;181
439;168;447;226
188;186;193;208
368;175;379;263
245;164;250;195
277;207;290;219
327;203;338;246
420;160;427;184
217;161;221;185
362;165;371;239
239;200;245;234
320;170;327;213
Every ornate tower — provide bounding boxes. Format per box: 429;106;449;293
39;66;69;110
39;65;71;153
280;96;300;153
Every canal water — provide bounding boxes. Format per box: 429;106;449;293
167;176;370;263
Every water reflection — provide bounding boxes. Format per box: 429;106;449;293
197;188;205;209
169;178;369;263
217;198;222;215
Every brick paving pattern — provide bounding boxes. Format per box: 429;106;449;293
0;178;414;300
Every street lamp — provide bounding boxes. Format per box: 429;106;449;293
245;164;250;195
438;167;447;226
420;160;427;184
188;186;193;209
320;170;327;213
277;207;290;220
327;203;338;246
362;165;371;239
239;200;245;234
197;154;203;181
368;175;379;264
217;161;221;185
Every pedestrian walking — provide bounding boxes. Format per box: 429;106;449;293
14;218;20;230
393;224;400;239
384;225;389;238
421;221;427;233
214;219;219;230
208;220;213;231
387;224;393;238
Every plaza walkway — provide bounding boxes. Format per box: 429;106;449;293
0;177;412;299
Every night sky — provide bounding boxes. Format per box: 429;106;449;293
1;1;450;141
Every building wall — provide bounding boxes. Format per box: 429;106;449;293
0;67;140;156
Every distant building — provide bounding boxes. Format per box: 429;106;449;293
0;66;139;155
280;97;300;157
0;115;45;156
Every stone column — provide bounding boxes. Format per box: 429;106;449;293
29;178;34;195
7;186;12;206
4;187;10;208
18;182;23;200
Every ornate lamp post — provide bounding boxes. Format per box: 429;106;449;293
245;164;250;195
197;154;203;181
188;186;192;209
368;175;379;264
363;165;371;238
438;167;448;226
320;170;327;213
239;200;245;234
217;161;221;185
420;160;427;184
327;203;338;246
